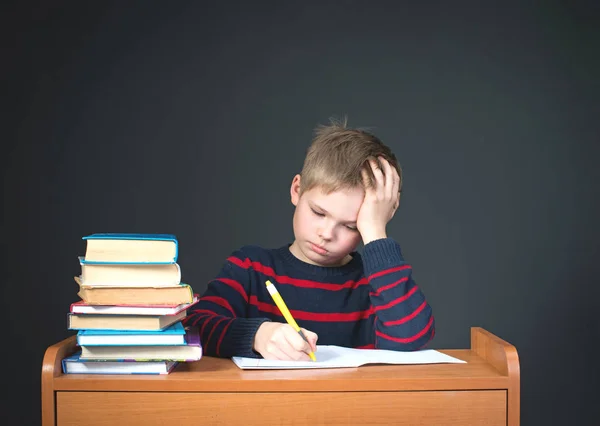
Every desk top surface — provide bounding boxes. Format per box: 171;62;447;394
52;349;509;392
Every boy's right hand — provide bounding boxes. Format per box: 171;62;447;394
253;322;318;360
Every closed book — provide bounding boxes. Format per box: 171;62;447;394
70;295;199;316
68;309;187;331
80;327;203;361
75;276;194;305
82;233;178;264
78;257;181;287
76;322;186;346
62;351;178;375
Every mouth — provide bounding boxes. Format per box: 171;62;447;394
309;242;328;255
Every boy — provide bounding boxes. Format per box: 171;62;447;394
184;118;435;360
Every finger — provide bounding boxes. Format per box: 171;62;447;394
393;178;401;204
378;157;400;204
280;337;311;361
278;340;307;361
369;158;385;191
379;157;395;198
282;326;312;354
300;328;318;352
360;167;371;189
388;163;401;204
370;158;384;179
262;342;294;360
390;166;401;198
361;165;378;192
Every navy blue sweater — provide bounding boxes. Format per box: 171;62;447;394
183;238;435;358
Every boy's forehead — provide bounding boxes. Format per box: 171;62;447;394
306;184;364;196
321;186;363;197
304;186;364;214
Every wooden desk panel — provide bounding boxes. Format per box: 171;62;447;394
43;327;520;426
57;390;507;426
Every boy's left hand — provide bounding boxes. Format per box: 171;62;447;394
357;156;401;244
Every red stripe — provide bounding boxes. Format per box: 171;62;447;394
249;295;373;322
355;343;375;349
187;310;216;327
369;277;408;297
200;314;219;337
205;317;228;348
191;314;212;328
369;264;411;280
417;323;435;349
199;296;236;316
382;301;426;326
228;256;368;290
215;319;233;356
189;309;219;316
374;286;419;312
212;278;248;302
376;316;434;344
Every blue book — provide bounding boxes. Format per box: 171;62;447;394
81;233;178;264
62;351;178;375
79;327;203;361
77;322;187;346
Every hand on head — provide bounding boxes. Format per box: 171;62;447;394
253;322;318;361
356;156;401;244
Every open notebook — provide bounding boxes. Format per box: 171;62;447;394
232;345;466;370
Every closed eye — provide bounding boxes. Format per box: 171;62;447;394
311;208;325;217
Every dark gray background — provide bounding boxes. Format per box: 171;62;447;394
2;1;598;425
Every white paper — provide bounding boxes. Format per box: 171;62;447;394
232;345;466;370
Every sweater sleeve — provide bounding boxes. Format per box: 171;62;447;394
362;238;435;351
183;249;271;358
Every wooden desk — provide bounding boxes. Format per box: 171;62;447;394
42;327;519;425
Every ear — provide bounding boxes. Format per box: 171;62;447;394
290;174;302;206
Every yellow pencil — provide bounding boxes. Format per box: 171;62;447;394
265;280;317;361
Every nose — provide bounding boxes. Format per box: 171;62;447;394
317;220;334;241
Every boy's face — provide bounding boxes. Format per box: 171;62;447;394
289;175;364;267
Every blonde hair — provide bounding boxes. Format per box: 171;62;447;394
299;116;402;195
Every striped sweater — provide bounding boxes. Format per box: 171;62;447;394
183;238;435;358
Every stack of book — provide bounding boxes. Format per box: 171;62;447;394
62;233;202;375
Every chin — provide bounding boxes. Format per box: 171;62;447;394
311;253;347;267
297;241;350;267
